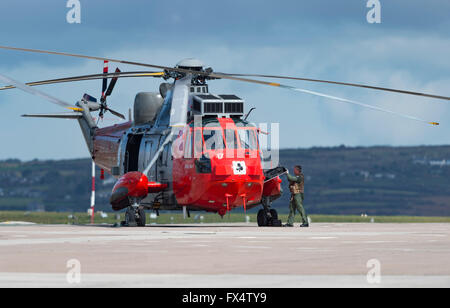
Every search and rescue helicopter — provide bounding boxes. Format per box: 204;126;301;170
0;46;447;227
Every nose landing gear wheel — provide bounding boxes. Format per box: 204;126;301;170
137;208;146;227
257;209;280;227
122;206;146;227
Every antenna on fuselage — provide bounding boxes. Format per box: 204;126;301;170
244;108;256;121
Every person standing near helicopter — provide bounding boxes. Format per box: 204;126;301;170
284;165;309;227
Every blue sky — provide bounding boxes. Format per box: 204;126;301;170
0;0;449;160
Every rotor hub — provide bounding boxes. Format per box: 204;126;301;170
176;58;204;71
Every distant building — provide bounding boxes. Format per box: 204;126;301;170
429;160;450;167
413;159;427;165
413;158;450;167
374;173;396;180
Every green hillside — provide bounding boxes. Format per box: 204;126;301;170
278;146;450;216
0;145;449;216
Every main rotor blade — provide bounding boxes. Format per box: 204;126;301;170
1;45;447;105
1;68;437;125
297;86;439;125
0;46;286;87
0;73;81;111
202;73;440;125
0;71;165;91
0;45;183;73
282;83;439;125
220;73;450;101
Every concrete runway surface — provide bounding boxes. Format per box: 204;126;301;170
0;223;449;288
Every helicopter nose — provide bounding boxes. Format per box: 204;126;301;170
210;179;263;212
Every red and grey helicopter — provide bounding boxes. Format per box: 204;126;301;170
0;46;447;227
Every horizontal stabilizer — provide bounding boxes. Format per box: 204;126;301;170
21;112;83;119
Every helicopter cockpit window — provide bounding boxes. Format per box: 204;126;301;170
224;129;238;149
238;129;258;150
184;129;193;158
193;129;203;157
203;129;225;151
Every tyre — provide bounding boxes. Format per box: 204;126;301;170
125;208;136;225
270;209;278;221
137;208;146;227
257;209;268;227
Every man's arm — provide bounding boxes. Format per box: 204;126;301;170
286;173;302;183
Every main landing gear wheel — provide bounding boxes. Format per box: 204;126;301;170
270;209;278;221
257;208;280;227
137;208;146;227
257;197;282;227
257;209;268;227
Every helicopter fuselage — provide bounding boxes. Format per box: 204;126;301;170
92;89;282;215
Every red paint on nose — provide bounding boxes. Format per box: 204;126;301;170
111;172;148;199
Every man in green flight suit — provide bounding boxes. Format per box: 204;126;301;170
284;165;309;227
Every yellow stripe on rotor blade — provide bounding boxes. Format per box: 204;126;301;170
133;72;165;77
268;82;281;87
429;122;440;126
67;107;84;112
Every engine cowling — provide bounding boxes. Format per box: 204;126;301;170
133;92;164;126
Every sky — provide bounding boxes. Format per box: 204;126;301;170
0;0;449;160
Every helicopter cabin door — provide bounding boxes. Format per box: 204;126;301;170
157;143;170;182
142;136;161;181
124;134;143;173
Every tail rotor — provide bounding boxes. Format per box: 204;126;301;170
84;61;125;121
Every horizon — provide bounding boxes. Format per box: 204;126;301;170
2;143;449;163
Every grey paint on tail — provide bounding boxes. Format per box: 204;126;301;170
75;99;98;156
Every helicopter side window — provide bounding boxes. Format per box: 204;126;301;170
238;129;258;150
203;129;225;151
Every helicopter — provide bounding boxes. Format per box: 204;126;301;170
0;45;448;227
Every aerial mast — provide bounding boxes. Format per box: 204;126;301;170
90;160;95;224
